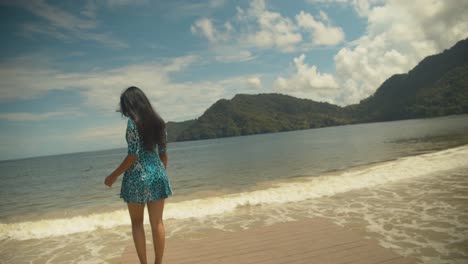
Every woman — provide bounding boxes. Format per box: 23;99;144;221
105;86;173;264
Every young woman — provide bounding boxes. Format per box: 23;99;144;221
104;86;173;264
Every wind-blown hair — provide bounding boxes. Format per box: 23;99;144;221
119;86;166;152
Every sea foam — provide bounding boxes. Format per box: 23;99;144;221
1;145;467;240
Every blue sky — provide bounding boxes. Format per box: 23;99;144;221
0;0;467;160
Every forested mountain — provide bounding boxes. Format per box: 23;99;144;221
346;38;468;121
167;38;468;142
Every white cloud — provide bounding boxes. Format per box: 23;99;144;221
18;0;96;30
333;0;468;105
13;0;127;48
274;54;339;103
0;56;64;100
214;49;255;63
0;54;263;121
191;18;248;62
296;10;345;46
242;0;303;52
191;18;215;41
294;0;468;105
0;109;82;121
307;0;384;17
189;0;467;106
191;0;344;56
191;18;229;43
247;76;262;90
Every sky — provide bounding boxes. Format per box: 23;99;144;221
0;0;467;160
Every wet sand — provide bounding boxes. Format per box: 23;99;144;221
121;217;417;264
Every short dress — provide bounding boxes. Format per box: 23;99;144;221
120;119;173;204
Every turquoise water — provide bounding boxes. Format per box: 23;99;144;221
1;114;468;263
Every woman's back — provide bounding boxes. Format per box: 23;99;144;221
120;118;172;204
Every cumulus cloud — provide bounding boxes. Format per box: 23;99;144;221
296;10;345;46
241;0;303;52
191;18;217;42
333;0;468;105
289;0;468;105
191;18;232;43
190;18;249;62
274;54;339;103
191;0;344;55
247;76;262;90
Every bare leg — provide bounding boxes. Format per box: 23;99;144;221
147;199;165;264
128;202;147;264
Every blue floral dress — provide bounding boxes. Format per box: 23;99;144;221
120;119;173;204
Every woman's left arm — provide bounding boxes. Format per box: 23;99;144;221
104;154;138;187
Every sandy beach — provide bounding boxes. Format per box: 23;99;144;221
121;217;416;264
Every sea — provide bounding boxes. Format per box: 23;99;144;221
1;114;468;264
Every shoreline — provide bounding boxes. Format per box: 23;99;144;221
3;144;467;241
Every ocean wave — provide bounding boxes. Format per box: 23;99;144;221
1;144;467;240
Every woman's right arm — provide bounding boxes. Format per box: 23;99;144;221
104;154;138;187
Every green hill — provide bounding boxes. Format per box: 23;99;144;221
176;93;350;141
166;120;195;142
167;38;468;142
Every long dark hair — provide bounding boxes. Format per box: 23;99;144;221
119;86;166;151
